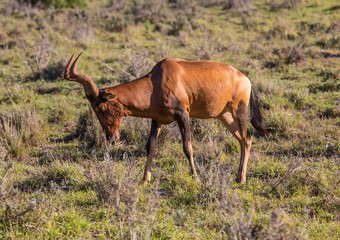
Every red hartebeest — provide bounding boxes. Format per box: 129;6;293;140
64;52;267;185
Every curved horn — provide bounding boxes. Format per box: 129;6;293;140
64;52;99;98
70;51;83;78
64;53;75;79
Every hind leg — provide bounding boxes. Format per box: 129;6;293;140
218;105;253;183
175;111;199;181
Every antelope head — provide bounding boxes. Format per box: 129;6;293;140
64;52;124;143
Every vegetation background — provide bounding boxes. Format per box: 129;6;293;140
0;0;339;239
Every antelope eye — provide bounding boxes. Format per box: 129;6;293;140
98;103;107;112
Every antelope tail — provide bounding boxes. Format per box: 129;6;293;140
250;89;268;136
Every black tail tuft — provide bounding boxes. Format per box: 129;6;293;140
250;89;268;136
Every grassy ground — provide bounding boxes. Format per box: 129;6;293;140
0;0;339;239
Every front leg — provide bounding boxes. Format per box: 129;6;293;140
143;120;162;185
175;111;199;181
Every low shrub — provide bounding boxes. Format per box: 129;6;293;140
119;45;152;82
84;161;141;239
19;31;55;81
191;27;226;60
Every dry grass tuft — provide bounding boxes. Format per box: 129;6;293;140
0;109;44;160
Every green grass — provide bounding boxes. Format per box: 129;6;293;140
0;0;339;239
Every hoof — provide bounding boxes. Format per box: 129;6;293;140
193;176;201;183
143;171;151;186
143;180;149;186
236;177;246;184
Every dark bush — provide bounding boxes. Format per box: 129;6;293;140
130;0;170;24
168;16;190;36
263;60;282;70
315;37;340;49
197;0;224;7
270;0;305;10
105;13;127;32
42;60;64;81
268;39;306;66
20;0;87;8
318;108;340;119
106;0;126;12
224;0;254;12
316;70;338;81
266;22;290;40
169;0;200;17
308;83;340;94
298;21;327;35
283;41;306;64
284;91;305;110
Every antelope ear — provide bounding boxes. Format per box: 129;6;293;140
103;93;117;101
